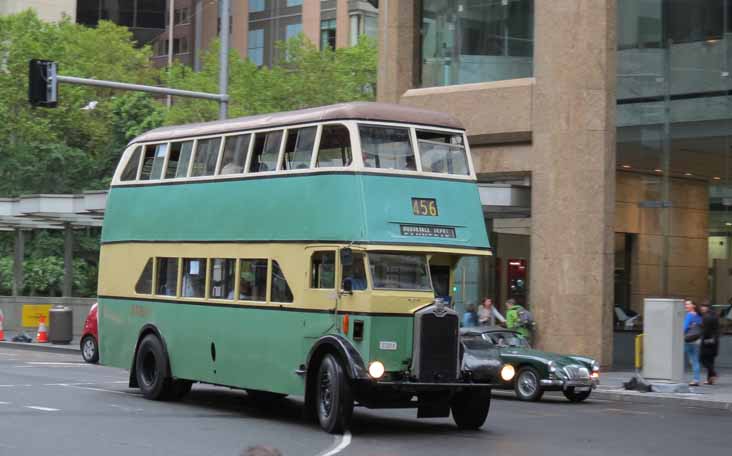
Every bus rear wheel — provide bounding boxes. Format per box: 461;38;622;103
135;334;176;401
451;389;491;430
315;354;353;434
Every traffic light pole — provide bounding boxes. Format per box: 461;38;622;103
55;75;228;103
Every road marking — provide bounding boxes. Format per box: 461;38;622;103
0;401;10;405
316;431;352;456
25;406;59;412
0;385;16;387
61;384;138;396
26;362;89;366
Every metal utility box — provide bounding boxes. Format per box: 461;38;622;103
642;298;685;382
48;305;73;344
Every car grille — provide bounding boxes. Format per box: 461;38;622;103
412;304;459;383
563;365;590;380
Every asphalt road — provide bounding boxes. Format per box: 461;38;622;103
0;347;730;456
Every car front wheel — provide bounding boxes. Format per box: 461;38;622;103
80;335;99;364
563;387;591;403
515;367;544;401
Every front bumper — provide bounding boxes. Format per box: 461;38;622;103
358;379;497;393
539;376;600;390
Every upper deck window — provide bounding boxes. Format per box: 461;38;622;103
360;125;416;171
191;137;221;177
140;144;168;180
220;134;251;175
166;141;194;178
250;131;283;173
282;127;316;170
316;124;352;168
416;130;470;176
120;146;142;181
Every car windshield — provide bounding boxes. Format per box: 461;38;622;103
368;253;432;291
482;332;530;348
461;334;495;350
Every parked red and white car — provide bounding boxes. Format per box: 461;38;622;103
80;303;99;364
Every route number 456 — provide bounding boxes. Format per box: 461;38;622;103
412;198;439;216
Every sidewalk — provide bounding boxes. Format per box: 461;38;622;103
594;369;732;411
0;330;80;354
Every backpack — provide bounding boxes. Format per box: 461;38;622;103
516;306;534;328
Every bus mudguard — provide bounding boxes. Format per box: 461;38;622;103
305;334;369;381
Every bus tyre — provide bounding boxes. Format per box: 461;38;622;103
563;387;591;403
315;354;353;434
135;334;174;401
451;389;491;430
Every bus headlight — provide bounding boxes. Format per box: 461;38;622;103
368;361;385;379
500;364;515;382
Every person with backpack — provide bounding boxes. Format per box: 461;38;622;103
683;299;703;386
505;298;534;342
699;301;720;385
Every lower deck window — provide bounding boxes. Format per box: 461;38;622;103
135;258;153;294
156;257;178;296
271;260;293;303
210;258;235;300
240;259;267;301
182;258;207;298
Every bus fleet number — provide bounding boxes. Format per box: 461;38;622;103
412;198;438;216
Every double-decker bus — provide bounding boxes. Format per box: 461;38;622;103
98;102;507;433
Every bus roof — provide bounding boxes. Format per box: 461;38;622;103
130;102;465;144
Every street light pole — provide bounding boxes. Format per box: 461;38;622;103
219;0;230;120
167;0;175;109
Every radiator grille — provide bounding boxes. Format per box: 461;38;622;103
563;365;590;380
413;308;459;382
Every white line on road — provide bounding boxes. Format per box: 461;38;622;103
62;384;138;396
26;362;89;366
24;406;59;412
316;431;352;456
0;401;10;405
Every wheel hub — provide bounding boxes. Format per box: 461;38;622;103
140;351;158;387
318;369;333;418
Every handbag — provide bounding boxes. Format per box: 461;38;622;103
684;323;702;342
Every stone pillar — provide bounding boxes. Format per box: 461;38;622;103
63;223;73;298
335;0;350;48
230;0;249;59
376;0;419;103
12;229;24;297
530;0;616;365
302;0;322;48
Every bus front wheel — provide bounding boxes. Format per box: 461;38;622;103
315;354;353;434
135;334;175;401
451;389;491;430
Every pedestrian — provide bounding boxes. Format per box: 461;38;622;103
699;301;720;385
683;299;703;386
505;298;533;342
463;304;478;327
477;297;505;326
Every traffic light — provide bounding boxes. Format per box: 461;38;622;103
28;59;58;107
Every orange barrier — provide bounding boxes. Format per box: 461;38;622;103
36;315;49;343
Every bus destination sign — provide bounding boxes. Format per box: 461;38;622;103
400;224;456;238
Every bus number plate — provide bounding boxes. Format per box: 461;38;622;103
412;198;438;216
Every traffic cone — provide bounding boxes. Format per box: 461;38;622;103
36;316;49;343
0;312;5;342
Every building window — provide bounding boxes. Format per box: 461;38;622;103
175;7;190;25
287;0;303;6
350;13;378;45
286;22;303;40
421;0;534;87
248;29;264;65
217;15;233;35
320;19;337;49
250;0;265;13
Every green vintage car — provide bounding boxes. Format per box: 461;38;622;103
460;327;600;402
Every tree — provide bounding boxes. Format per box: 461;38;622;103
163;35;378;124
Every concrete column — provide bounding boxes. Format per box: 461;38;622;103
376;0;419;103
63;223;73;298
230;0;249;59
335;0;350;48
302;0;322;48
530;0;617;365
12;229;24;297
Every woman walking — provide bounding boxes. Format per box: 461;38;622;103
699;302;720;385
683;299;703;386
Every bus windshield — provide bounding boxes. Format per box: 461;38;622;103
368;253;432;291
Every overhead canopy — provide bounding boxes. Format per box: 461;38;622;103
0;191;107;231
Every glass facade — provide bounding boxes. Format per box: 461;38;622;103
76;0;165;45
616;0;732;311
420;0;534;87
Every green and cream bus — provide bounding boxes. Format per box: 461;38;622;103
98;102;506;433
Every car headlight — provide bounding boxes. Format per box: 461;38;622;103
500;364;515;381
591;361;600;372
368;361;385;379
548;361;557;373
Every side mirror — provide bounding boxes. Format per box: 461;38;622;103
342;277;353;293
340;248;353;267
